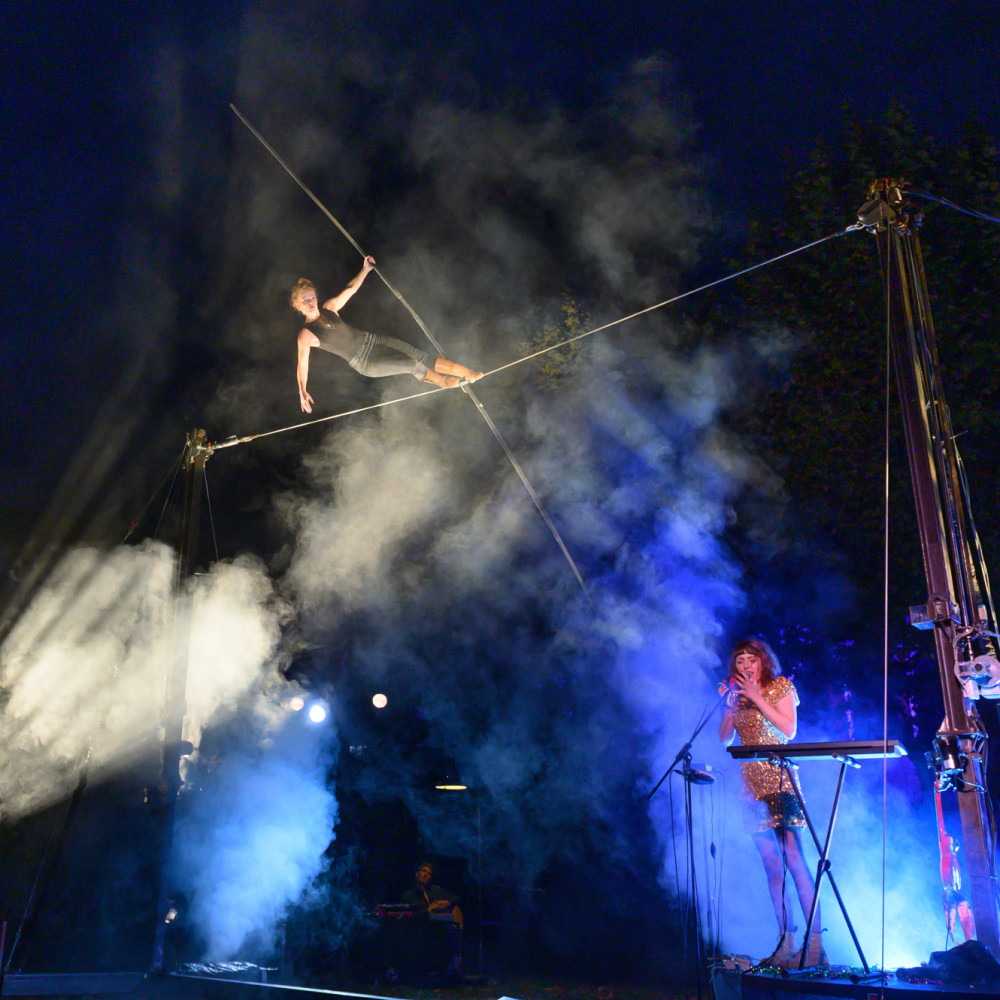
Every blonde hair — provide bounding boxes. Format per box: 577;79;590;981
289;278;316;314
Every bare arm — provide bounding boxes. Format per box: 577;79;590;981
764;692;797;738
719;707;735;746
324;255;375;313
718;682;737;745
297;329;317;413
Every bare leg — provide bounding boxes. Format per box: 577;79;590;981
777;827;826;965
777;827;819;931
755;833;797;936
754;833;796;965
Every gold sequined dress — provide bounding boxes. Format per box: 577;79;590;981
732;675;805;833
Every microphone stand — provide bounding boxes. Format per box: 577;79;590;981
647;687;732;1000
647;687;731;802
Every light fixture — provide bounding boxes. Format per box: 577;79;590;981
434;772;467;791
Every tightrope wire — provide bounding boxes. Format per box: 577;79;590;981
215;225;860;450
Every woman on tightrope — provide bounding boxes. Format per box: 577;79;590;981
291;256;483;413
719;637;826;969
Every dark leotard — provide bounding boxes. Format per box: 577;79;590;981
305;307;435;380
306;308;364;362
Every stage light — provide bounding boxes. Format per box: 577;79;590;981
289;696;305;711
957;654;1000;699
308;703;327;723
435;771;468;791
372;692;388;709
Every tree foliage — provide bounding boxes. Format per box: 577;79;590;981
522;296;589;390
732;108;999;632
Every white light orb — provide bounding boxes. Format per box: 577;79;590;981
372;693;388;709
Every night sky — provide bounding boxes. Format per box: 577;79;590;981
2;0;999;984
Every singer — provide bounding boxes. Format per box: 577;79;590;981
719;637;825;969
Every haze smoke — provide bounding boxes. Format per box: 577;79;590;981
0;539;338;960
173;721;338;960
1;0;955;974
0;542;174;821
198;2;952;968
0;543;296;820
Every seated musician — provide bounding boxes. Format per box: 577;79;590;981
402;861;463;929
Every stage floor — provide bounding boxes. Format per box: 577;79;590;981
5;965;1000;1000
0;969;697;1000
712;964;1000;1000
